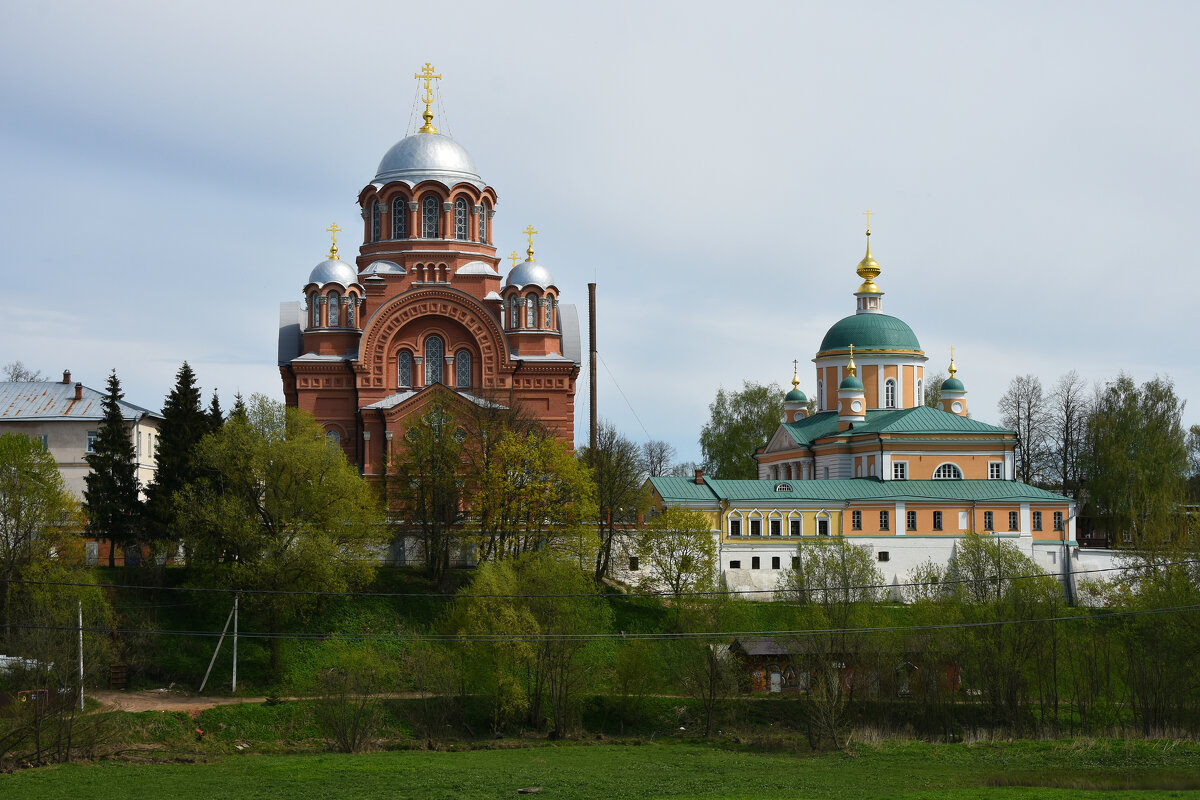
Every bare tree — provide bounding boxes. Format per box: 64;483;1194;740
923;371;946;408
580;421;648;581
2;361;43;382
640;439;676;478
1048;371;1090;499
998;375;1050;485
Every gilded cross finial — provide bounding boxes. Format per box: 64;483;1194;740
509;250;520;267
791;359;800;391
414;62;442;134
325;222;342;259
523;225;538;260
863;209;873;234
847;343;857;377
948;345;957;378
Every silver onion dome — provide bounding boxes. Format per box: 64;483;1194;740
373;132;486;189
307;257;360;288
505;259;556;290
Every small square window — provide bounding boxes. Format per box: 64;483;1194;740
729;519;741;537
751;557;760;570
87;430;99;453
1008;511;1019;532
989;462;1004;480
770;519;781;537
791;556;800;569
628;556;639;571
892;462;908;480
789;519;801;537
771;556;780;570
878;551;890;562
906;510;917;531
851;510;862;530
729;560;741;569
879;510;890;531
750;519;762;537
933;511;943;531
1032;511;1042;531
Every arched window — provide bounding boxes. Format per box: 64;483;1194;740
328;292;339;326
885;379;897;409
526;294;536;328
309;293;319;328
392;198;407;239
454;198;469;240
916;378;923;407
932;463;963;480
398;351;413;387
346;295;356;327
424;335;444;385
421;195;440;238
478;203;488;243
326;429;341;447
543;296;553;328
817;380;824;411
370;203;381;242
509;296;520;329
456;349;471;388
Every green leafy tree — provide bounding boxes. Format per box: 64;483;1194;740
144;362;209;545
635;507;717;598
469;431;598;564
664;595;747;737
390;401;465;580
699;381;783;479
1084;374;1188;548
0;434;78;645
580;420;648;581
176;395;385;677
83;371;141;567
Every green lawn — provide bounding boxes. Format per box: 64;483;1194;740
4;739;1200;800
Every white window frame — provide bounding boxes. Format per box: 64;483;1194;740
892;461;908;480
988;461;1004;480
884;378;897;409
87;430;99;453
932;462;962;480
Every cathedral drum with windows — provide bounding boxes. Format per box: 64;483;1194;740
278;66;581;477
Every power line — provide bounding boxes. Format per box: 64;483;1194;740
11;602;1200;644
12;558;1199;600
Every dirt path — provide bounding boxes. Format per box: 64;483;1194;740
90;689;273;714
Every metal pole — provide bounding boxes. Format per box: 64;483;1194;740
588;282;597;451
199;603;235;694
231;596;238;694
77;599;84;712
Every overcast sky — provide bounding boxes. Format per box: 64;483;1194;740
2;1;1196;464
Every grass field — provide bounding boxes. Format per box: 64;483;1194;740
4;739;1200;800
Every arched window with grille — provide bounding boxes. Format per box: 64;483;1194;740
454;198;469;240
456;349;471;388
885;378;897;409
346;295;356;327
391;198;407;239
309;293;319;328
424;335;444;385
932;462;962;480
509;296;520;329
916;378;923;407
398;351;413;387
543;295;553;328
421;195;440;238
478;203;488;243
370;203;381;242
328;292;339;326
526;293;537;328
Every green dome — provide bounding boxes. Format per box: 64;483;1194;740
839;375;864;391
818;314;922;354
941;377;965;392
784;388;808;403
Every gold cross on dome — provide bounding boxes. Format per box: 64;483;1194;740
863;209;873;233
325;222;342;258
523;225;538;260
414;62;442;133
509;251;520;267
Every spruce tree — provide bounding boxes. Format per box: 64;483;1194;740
207;389;224;432
83;371;141;566
144;362;208;544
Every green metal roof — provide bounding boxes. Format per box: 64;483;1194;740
784;388;808;403
818;313;922;354
779;407;1011;447
941;377;965;392
651;476;1069;505
839;375;864;391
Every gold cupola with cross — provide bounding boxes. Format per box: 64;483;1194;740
855;210;884;315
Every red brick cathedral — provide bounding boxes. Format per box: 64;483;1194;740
278;65;581;476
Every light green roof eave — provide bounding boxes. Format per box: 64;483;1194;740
699;478;1070;505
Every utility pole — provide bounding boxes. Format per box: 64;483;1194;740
232;596;239;693
77;599;84;712
588;282;597;451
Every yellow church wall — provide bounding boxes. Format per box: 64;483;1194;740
721;508;844;542
862;364;879;408
903;364;914;406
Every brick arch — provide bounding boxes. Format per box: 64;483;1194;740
357;288;509;390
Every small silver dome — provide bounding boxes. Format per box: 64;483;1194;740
307;257;359;288
505;259;556;290
374;132;485;189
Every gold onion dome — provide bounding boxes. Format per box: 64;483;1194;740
856;230;882;294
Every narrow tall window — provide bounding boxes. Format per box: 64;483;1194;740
454;198;469;240
327;292;339;326
526;294;536;327
421;195;440;238
790;519;801;537
455;349;471;388
370;203;381;242
509;296;521;328
392;198;407;239
750;519;762;537
817;380;824;411
424;336;444;384
1054;511;1064;532
310;293;319;327
880;510;890;530
543;297;552;328
907;510;917;531
346;295;356;327
729;519;741;537
478;204;488;243
398;351;413;387
770;519;781;537
1033;511;1043;531
933;511;943;530
852;510;862;530
885;379;897;409
983;511;994;531
1009;511;1019;531
916;378;923;406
